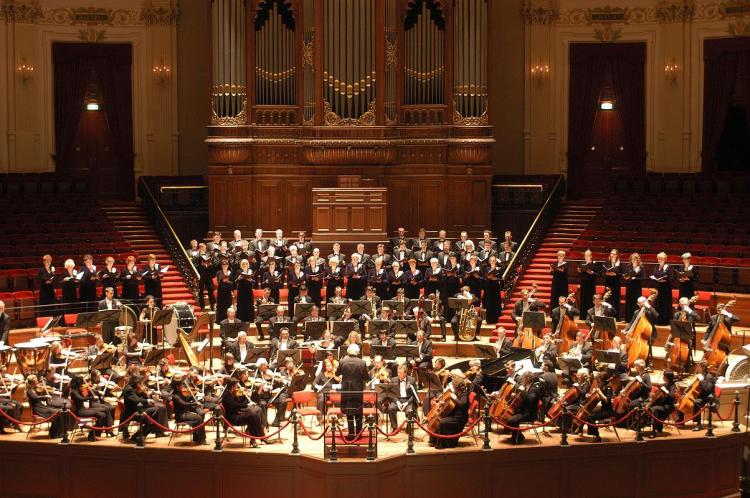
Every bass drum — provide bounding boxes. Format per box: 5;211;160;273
163;303;196;345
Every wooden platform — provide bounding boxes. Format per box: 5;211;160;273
0;419;745;498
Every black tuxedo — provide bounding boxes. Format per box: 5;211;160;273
0;312;10;344
387;375;419;430
336;355;370;435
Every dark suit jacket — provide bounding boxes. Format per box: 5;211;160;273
409;339;433;364
270;338;299;361
336;355;370;409
389;375;419;404
0;312;10;344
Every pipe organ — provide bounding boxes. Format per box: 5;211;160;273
207;0;494;236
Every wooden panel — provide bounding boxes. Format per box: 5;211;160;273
645;448;709;496
350;206;365;232
254;179;283;229
285;180;312;232
333;207;349;232
419;180;445;230
387;180;412;232
144;463;212;498
315;206;331;233
1;455;59;497
210;177;252;230
367;206;386;232
70;460;137;498
447;179;472;231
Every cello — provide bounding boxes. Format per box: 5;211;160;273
488;380;516;419
665;294;698;371
552;292;578;353
611;377;643;415
702;298;736;370
547;384;580;419
624;291;658;367
424;388;457;432
676;377;701;416
513;283;543;350
571;375;605;431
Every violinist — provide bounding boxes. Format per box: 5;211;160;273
44;367;72;410
120;374;167;441
230;331;254;365
505;371;541;445
466;359;484;393
152;358;175;401
25;374;66;438
677;252;699;300
431;369;472;450
124;331;145;367
368;355;392;388
49;341;69;374
138;295;159;345
253;287;276;341
170;375;207;445
691;362;717;432
87;334;117;378
550;295;580;332
314;359;341;416
69;375;115;440
187;368;220;411
577;249;598;316
218;352;242;379
649;370;676;437
0;367;22;433
550;250;569;307
625;296;659;361
119;255;141;304
89;369;119;400
269;327;298;368
222;377;265;445
387;364;419;432
650;252;673;325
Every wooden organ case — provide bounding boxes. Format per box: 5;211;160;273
206;0;493;237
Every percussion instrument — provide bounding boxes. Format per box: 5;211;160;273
15;342;51;377
62;332;96;349
0;345;11;369
163;303;196;344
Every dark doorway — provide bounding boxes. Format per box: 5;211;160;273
567;43;646;199
702;37;750;172
53;43;134;200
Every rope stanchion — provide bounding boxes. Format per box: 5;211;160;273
406;410;415;455
706;395;716;438
635;401;644;443
60;405;70;445
375;419;407;438
482;404;491;451
290;410;300;455
135;404;145;448
329;418;338;462
366;415;376;461
732;391;741;433
212;407;223;452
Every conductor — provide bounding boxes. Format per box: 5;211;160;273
335;344;370;441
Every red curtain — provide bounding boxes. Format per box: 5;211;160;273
568;43;645;198
52;43;133;198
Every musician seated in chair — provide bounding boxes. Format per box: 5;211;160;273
564;332;593;371
97;287;122;344
220;307;244;343
269;327;298;368
691;362;717;432
408;330;433;377
430;369;472;450
230;331;255;365
371;329;396;349
253;287;276;341
387;364;419;431
493;328;514;357
650;370;676;437
539;360;558;419
627;359;652;411
583;371;619;443
534;331;559;367
505;371;542;445
170;375;207;445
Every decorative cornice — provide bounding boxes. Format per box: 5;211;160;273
522;0;560;25
1;1;42;24
141;3;179;25
656;0;695;22
559;6;656;25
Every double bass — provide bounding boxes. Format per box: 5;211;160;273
552;292;578;353
624;291;658;367
702;298;736;369
513;283;543;350
585;288;613;350
665;294;698;371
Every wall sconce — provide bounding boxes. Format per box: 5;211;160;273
664;58;679;86
530;60;550;83
152;60;171;85
16;59;35;84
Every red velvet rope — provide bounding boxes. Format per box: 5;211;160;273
492;410;563;431
222;416;292;440
67;411;139;432
414;417;481;439
376;419;407;437
0;406;58;427
142;413;213;434
713;404;736;422
643;406;708;427
297;419;331;441
566;409;638;429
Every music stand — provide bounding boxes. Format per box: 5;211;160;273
332;321;357;336
557;356;583;375
258;304;278;321
594;350;624;370
407;299;433;316
152;309;176;348
246;347;270;364
275;348;302;366
304;320;327;339
143;348;166;367
393;344;419;359
382;300;405;316
669;320;694;370
394;320;418;339
448;297;471;311
75;312;100;329
271;322;296;340
593;316;617;341
474;343;498;360
314;348;337;362
375;383;400;403
40;316;62;334
326;304;346;321
370;345;395;360
522;311;545;331
422;371;443;393
368;320;391;338
349;300;372;316
294;303;315;322
90;351;115;372
221;322;248;340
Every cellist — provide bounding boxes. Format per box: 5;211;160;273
581;371;621;443
430;369;472;450
649;370;676;438
505;372;542;445
690;362;717;432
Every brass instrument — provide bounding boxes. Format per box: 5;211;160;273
431;290;440;317
458;305;479;341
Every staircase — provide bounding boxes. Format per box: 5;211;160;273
99;202;197;310
497;201;602;331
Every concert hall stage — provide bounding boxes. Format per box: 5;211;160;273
0;422;745;498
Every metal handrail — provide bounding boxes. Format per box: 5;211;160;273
501;175;565;307
138;178;200;297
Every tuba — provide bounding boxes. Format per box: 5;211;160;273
458;305;479;341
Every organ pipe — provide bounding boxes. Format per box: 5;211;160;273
212;0;247;123
453;0;487;122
